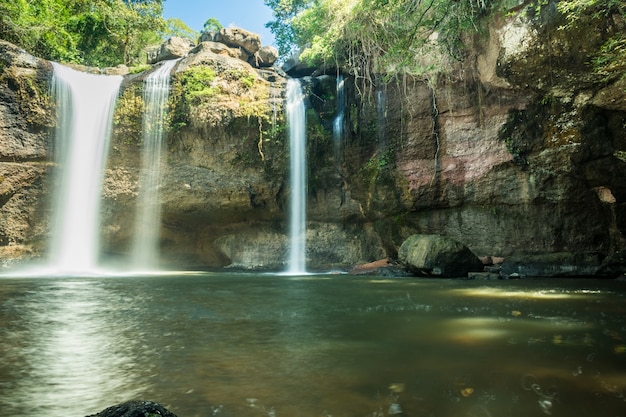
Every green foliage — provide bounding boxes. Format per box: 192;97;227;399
613;150;626;162
0;0;166;66
264;0;313;57
558;0;626;76
113;84;145;144
128;64;152;74
266;0;494;86
363;147;395;173
203;17;223;32
169;64;271;129
164;18;199;40
180;66;219;103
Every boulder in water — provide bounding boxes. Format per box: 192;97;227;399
398;234;483;277
86;400;178;417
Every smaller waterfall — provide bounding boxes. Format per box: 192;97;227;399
285;79;307;274
49;63;122;274
376;85;387;147
130;59;179;270
332;75;346;144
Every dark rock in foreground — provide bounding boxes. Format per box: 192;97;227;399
398;234;484;278
86;401;178;417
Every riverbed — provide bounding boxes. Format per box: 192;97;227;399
1;273;625;417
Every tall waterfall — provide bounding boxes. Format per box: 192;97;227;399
130;59;178;270
49;63;122;274
285;79;307;274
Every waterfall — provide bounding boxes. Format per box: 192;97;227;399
49;63;122;274
130;59;179;270
332;75;346;144
285;79;307;274
376;85;387;148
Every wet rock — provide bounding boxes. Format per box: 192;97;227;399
85;400;178;417
467;272;501;280
500;252;616;278
398;234;483;278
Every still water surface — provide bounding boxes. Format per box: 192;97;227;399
1;273;625;417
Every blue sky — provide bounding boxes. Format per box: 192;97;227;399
163;0;276;47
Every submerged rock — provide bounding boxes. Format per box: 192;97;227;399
500;252;621;278
398;234;483;278
86;400;178;417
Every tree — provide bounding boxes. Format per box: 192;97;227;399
164;18;199;40
0;0;166;66
264;0;312;57
0;0;80;62
265;0;494;84
203;17;223;32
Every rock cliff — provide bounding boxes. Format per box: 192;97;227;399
1;1;625;273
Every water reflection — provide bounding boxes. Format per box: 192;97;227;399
0;276;625;417
0;280;147;416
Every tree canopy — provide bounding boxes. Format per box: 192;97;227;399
265;0;494;83
0;0;166;66
265;0;625;84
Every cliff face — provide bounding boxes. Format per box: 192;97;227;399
1;1;625;271
0;41;53;267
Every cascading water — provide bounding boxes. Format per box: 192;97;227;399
332;75;346;144
49;63;122;274
285;79;307;274
130;59;179;270
376;85;387;147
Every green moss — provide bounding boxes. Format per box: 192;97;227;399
1;66;53;128
128;64;151;74
180;66;218;102
169;64;271;130
113;84;145;144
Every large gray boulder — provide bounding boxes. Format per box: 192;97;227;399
147;36;194;64
398;234;483;277
219;27;261;55
249;45;279;68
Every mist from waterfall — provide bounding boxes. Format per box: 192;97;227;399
285;79;307;274
49;63;122;274
130;59;179;270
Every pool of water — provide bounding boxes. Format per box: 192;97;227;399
1;273;625;417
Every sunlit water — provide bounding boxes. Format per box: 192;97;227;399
1;275;625;417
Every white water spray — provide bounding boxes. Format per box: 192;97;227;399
49;63;122;274
130;59;179;270
286;79;307;274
